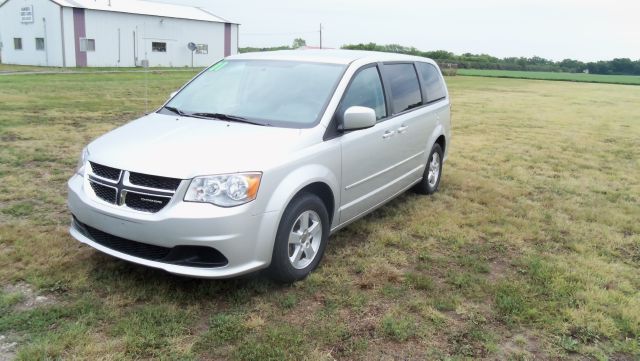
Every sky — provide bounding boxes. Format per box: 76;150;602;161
0;0;620;62
149;0;639;62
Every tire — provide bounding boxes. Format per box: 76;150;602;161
414;143;443;195
268;193;330;283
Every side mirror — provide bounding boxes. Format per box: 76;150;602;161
169;91;178;99
342;106;376;131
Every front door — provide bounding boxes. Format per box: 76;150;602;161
339;65;406;224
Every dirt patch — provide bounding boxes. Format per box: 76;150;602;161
0;335;17;361
496;331;547;360
486;258;510;284
3;282;58;311
278;293;324;328
0;132;24;142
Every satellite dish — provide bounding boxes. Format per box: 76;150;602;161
187;42;197;51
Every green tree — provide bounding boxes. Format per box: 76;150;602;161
292;38;307;49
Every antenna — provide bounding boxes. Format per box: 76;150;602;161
319;23;323;49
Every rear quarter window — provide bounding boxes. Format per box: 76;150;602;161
417;62;447;103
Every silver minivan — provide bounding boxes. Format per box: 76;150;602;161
68;50;451;282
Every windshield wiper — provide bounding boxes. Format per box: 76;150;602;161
163;106;186;116
190;112;267;126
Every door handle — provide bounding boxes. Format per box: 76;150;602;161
397;125;408;133
382;130;395;139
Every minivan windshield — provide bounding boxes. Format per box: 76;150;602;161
162;60;347;128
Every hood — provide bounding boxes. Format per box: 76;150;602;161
87;113;308;179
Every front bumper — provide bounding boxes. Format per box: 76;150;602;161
67;174;279;278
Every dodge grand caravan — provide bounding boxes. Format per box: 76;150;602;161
68;50;451;282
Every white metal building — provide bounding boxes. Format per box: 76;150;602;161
0;0;239;67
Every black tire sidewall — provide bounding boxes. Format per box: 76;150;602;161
421;143;443;194
269;193;330;283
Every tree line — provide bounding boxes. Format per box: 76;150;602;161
341;43;640;75
239;41;640;76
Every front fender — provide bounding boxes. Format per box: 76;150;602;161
264;163;340;223
252;162;340;265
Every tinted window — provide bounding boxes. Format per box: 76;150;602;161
166;60;346;128
384;64;422;114
417;62;446;102
339;66;386;121
14;38;22;50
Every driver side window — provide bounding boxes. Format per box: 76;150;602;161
339;66;387;122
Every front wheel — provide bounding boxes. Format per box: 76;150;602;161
268;193;330;283
414;143;443;195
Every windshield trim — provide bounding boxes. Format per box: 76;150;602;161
157;59;349;129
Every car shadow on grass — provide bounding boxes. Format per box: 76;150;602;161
84;252;285;307
81;192;420;306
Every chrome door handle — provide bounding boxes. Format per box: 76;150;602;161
397;125;408;133
382;130;395;139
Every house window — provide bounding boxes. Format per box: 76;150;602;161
152;42;167;52
196;44;208;54
35;37;45;50
14;38;22;50
79;38;95;52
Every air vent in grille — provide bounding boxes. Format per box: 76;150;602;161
73;217;229;268
124;192;170;213
90;181;117;204
129;172;182;191
81;221;172;260
90;162;121;181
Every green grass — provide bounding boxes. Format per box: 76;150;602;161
0;63;203;73
0;71;639;359
458;68;640;85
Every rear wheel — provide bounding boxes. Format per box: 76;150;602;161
414;143;443;195
268;193;329;283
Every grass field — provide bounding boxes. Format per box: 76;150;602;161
0;73;639;360
458;68;640;85
0;63;198;74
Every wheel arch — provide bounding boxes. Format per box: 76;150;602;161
426;124;447;162
435;134;446;155
296;182;336;225
264;164;340;229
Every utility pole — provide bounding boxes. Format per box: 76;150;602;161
319;23;322;49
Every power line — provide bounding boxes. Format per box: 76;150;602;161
241;30;319;37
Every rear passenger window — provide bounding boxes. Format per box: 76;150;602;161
384;64;422;114
339;66;387;121
417;62;446;103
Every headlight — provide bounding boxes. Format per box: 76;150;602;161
184;172;262;207
76;147;89;176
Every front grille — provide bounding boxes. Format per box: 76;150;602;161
73;217;229;268
86;163;179;214
90;162;121;181
124;192;171;213
129;172;182;191
89;181;117;204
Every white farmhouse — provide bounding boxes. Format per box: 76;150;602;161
0;0;239;67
